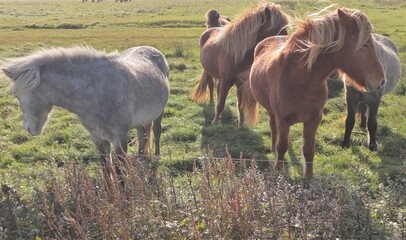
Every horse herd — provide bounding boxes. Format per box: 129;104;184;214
0;2;401;177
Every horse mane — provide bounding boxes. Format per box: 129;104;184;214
290;5;373;70
216;2;288;63
1;46;119;96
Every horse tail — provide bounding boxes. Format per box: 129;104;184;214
143;123;153;155
191;70;213;103
239;69;259;127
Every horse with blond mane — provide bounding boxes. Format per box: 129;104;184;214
192;2;289;126
196;9;231;106
246;7;385;177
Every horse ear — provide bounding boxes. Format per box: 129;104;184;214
337;8;358;33
337;8;352;25
1;67;14;80
264;6;271;20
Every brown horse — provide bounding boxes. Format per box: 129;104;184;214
197;10;231;106
205;9;230;28
247;7;385;177
192;2;289;127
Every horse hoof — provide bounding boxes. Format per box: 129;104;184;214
369;144;378;151
274;161;284;171
211;119;219;125
341;140;351;148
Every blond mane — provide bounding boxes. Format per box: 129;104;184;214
216;2;288;63
291;5;373;70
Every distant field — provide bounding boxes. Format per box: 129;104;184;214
0;0;405;184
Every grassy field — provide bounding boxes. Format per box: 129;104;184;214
0;0;405;238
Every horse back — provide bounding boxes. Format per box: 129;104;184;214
120;46;169;78
200;28;221;48
254;35;288;58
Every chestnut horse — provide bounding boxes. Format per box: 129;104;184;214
341;34;401;151
247;7;385;177
192;2;289;126
197;10;231;106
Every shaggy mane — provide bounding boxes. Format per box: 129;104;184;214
1;46;119;96
289;5;373;70
216;2;288;63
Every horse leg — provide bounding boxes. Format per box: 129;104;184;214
341;96;357;148
208;76;215;104
275;119;290;171
236;81;244;127
303;115;322;178
269;112;277;153
113;135;129;171
212;79;232;125
137;125;150;156
367;99;380;151
153;112;164;156
91;136;111;162
358;102;368;129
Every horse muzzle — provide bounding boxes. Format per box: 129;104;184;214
366;78;386;92
24;126;41;136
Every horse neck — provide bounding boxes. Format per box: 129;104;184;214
290;32;337;84
39;71;88;114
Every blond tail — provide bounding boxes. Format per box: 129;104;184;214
143;123;152;155
191;69;212;103
239;70;259;127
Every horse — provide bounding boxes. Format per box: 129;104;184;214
205;9;230;28
341;33;401;151
246;6;385;177
195;10;231;110
1;46;170;162
192;2;289;127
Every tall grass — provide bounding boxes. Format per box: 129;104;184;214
1;152;405;239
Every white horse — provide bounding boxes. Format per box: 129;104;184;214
1;46;170;159
341;34;402;150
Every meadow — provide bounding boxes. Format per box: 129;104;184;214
0;0;405;238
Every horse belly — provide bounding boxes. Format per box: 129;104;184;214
130;105;164;127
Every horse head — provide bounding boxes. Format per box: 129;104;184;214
2;65;51;136
335;8;385;91
18;92;52;136
256;3;289;43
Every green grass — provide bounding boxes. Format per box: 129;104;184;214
0;0;405;238
0;0;405;190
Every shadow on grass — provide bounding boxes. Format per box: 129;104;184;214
288;148;303;176
199;103;269;169
376;125;406;181
346;124;406;182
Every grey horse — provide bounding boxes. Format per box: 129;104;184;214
1;46;170;159
341;34;402;150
